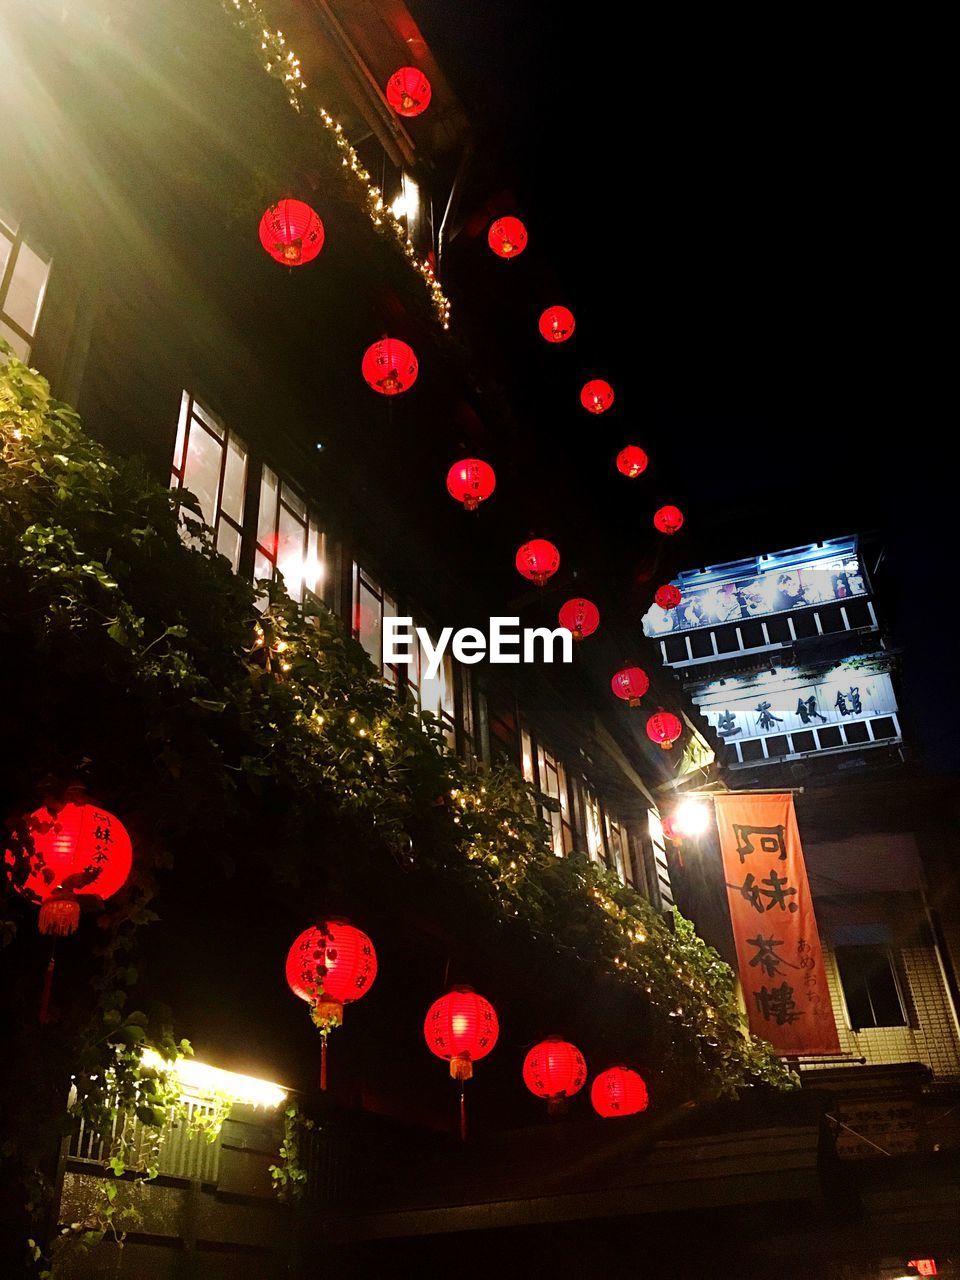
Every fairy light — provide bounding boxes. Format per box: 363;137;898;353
229;0;451;327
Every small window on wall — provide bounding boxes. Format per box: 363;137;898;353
536;742;571;858
255;466;325;604
606;814;632;885
0;208;52;362
411;625;456;745
835;946;908;1030
352;564;398;685
582;787;604;865
170;392;248;571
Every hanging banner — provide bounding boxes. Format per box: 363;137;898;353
715;793;839;1056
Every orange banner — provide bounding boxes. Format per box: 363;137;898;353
715;793;839;1056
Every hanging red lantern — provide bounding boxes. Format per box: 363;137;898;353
646;709;683;750
581;379;614;414
558;598;599;641
385;66;432;117
286;919;377;1089
538;306;575;343
611;666;649;707
258;199;325;267
487;216;528;259
361;338;418;396
7;789;133;936
425;987;499;1141
653;505;684;535
523;1038;587;1114
616;445;648;478
447;459;496;511
654;584;682;609
661;814;681;842
591;1066;649;1118
516;539;560;587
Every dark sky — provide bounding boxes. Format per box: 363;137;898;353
406;2;952;767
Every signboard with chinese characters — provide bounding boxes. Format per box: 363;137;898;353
698;664;896;744
715;793;839;1056
642;544;866;638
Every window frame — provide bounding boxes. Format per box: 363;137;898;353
0;210;52;361
169;391;248;572
834;944;909;1031
255;464;326;606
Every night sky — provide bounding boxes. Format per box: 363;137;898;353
407;1;950;766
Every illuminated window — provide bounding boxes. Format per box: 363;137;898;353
409;625;456;745
835;945;907;1030
351;564;398;685
170;392;248;571
255;466;325;604
605;813;632;885
0;207;51;362
580;786;603;865
536;742;572;857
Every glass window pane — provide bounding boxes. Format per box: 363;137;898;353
0;209;19;235
304;520;325;598
257;466;279;554
0;318;30;361
192;399;224;440
277;502;308;601
181;423;223;527
521;730;534;783
283;483;306;520
0;231;12;284
172;392;190;476
357;580;382;667
221;434;247;525
216;521;242;572
3;241;51;335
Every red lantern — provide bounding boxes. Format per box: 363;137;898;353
362;338;418;396
661;814;681;842
447;459;496;511
385;66;431;117
286;920;377;1089
616;445;648;478
654;584;682;609
611;666;649;707
488;216;528;259
654;505;684;535
646;709;683;750
424;987;499;1079
516;539;560;587
591;1066;649;1118
558;598;599;641
258;199;325;267
523;1038;587;1113
538;306;575;343
581;379;614;414
8;790;133;936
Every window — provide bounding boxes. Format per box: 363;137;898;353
835;946;908;1030
0;207;51;362
351;564;398;685
170;392;248;571
255;466;325;604
536;742;573;858
582;786;604;865
605;813;632;885
410;624;456;744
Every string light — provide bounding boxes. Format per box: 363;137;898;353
229;0;451;327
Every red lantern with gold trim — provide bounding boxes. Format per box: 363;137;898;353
538;306;575;343
258;199;325;267
654;584;682;609
611;666;649;707
8;788;133;937
523;1037;587;1115
361;338;418;396
447;459;496;511
488;216;528;259
424;987;499;1140
581;379;614;414
616;445;648;478
558;598;599;641
654;504;684;535
591;1066;649;1118
646;709;683;750
286;919;377;1088
516;539;560;587
385;66;431;117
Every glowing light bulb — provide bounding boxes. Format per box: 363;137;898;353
675;799;710;838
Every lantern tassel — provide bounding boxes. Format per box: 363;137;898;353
459;1079;467;1144
39;944;57;1025
320;1034;328;1092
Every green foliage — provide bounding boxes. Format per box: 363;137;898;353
269;1103;315;1203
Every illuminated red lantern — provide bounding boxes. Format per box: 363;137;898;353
488;216;528;259
654;504;684;535
286;919;377;1089
385;66;431;117
8;790;133;936
447;459;496;511
661;814;681;842
424;987;499;1079
581;379;614;414
654;584;682;609
361;338;418;396
591;1066;649;1118
616;445;648;478
516;539;560;587
538;306;575;343
558;598;599;641
523;1037;587;1114
258;199;325;267
646;709;683;750
611;666;649;707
